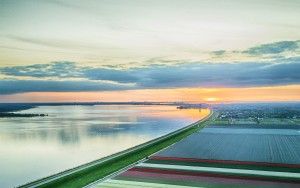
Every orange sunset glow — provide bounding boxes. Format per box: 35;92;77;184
1;85;299;103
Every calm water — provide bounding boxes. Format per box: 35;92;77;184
0;105;209;188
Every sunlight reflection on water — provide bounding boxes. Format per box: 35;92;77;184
0;105;209;188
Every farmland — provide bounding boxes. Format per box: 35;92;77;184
156;127;300;164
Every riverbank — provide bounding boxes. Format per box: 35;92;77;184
19;109;212;188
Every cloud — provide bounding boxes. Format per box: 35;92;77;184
0;80;134;94
136;58;300;88
83;68;138;83
1;56;300;94
4;35;113;52
0;61;82;78
208;40;300;59
211;50;226;56
6;35;67;49
243;40;300;55
1;40;300;94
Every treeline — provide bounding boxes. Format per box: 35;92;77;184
0;113;47;118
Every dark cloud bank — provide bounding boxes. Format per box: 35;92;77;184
243;40;300;55
1;40;300;94
212;40;300;56
1;57;300;94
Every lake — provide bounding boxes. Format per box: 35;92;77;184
0;105;209;188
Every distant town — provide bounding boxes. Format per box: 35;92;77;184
213;103;300;126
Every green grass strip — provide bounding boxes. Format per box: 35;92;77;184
19;111;213;188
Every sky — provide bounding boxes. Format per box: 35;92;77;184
0;0;300;103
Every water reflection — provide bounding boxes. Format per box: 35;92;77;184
0;105;209;188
